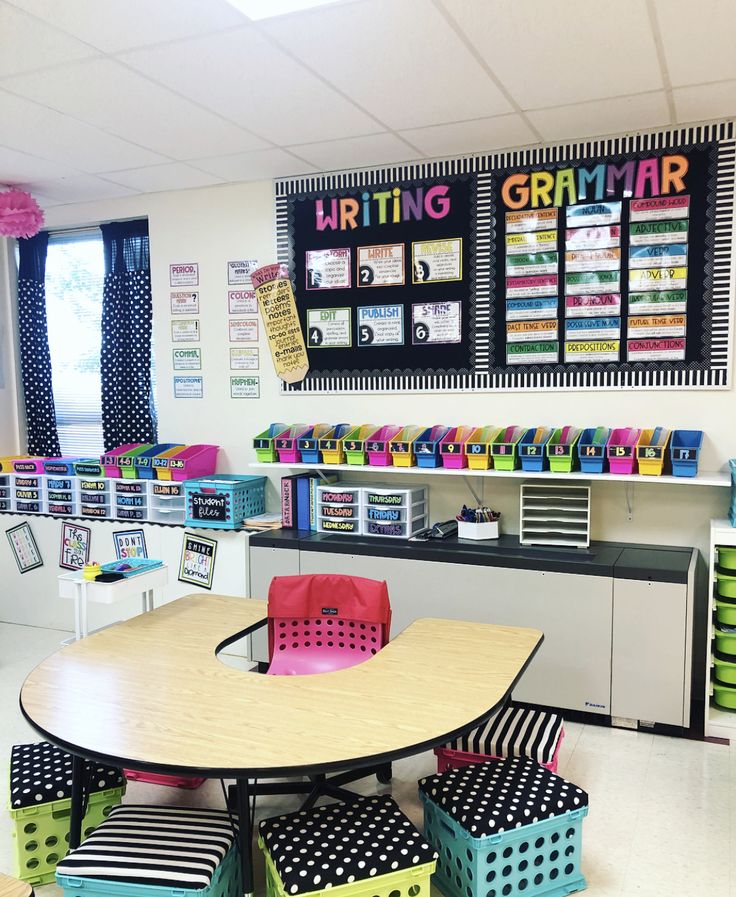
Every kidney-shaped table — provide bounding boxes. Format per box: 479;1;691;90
20;594;543;897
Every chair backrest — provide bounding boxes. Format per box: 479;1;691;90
267;573;391;675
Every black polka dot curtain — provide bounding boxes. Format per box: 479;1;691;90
17;231;62;457
100;219;156;451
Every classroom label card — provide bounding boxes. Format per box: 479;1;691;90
627;315;686;338
358;244;404;286
412;301;461;344
307;307;351;347
170;291;199;315
507;319;558;342
228;290;257;314
507;342;559;365
566;317;621;341
169;263;198;286
357;304;404;346
230;375;260;398
179;533;217;590
629;267;687;291
565;294;622;318
505;252;559;277
627;338;686;361
412;238;462;282
506;274;558;298
171;320;200;342
629;245;688;268
306;248;351;290
505;208;558;233
564;340;620;363
566;201;622;228
505;229;558;254
564;225;621;249
628;290;687;314
230;347;259;370
564;248;621;272
506;297;559;321
565;271;620;295
173;375;203;398
228;259;258;286
229;319;259;342
629;219;689;245
172;348;201;370
252;263;309;384
629;196;690;221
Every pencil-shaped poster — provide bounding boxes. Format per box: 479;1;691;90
251;263;309;384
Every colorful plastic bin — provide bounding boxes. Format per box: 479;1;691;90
12;458;47;474
414;425;450;468
162;444;219;481
275;426;310;464
670;429;703;477
184;474;266;529
465;426;501;470
297;424;333;464
253;424;288;463
607;428;642;474
318;423;352;465
546;426;581;473
133;443;184;479
0;456;27;473
712;681;736;710
73;459;105;477
636;427;671;476
718;546;736;572
389;425;425;467
102;443;145;478
439;426;475;469
366;426;402;466
518;427;552;472
122;770;206;789
43;458;82;476
578;427;611;473
342;425;377;466
490;426;524;471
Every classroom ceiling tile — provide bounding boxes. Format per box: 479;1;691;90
0;89;169;173
673;80;736;124
120;28;380;145
18;174;137;203
261;0;512;130
2;58;267;159
0;145;78;183
192;148;316;181
0;2;95;77
103;163;225;192
655;0;736;86
439;0;664;110
4;0;247;52
399;114;538;158
527;91;671;142
289;133;418;171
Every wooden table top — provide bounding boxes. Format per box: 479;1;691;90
20;595;542;776
0;874;33;897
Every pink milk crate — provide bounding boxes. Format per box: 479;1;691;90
275;425;311;463
439;426;475;469
366;425;402;466
607;427;642;474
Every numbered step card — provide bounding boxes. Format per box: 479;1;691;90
307;307;351;347
357;305;404;346
305;248;351;290
412;301;462;344
411;238;462;283
357;244;405;287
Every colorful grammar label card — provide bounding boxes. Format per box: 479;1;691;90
566;316;621;341
506;274;558;298
564;340;620;363
629;267;687;291
565;293;621;318
564;248;621;273
506;297;558;321
507;319;558;343
357;244;404;287
505;208;558;233
507;341;559;365
629;219;689;245
629;244;688;268
627;338;686;361
306;248;351;290
307;307;352;348
412;238;462;282
566;201;622;228
565;271;620;295
412;301;462;344
357;304;403;346
506;229;557;254
629;196;690;221
628;290;687;314
505;251;558;277
565;225;621;250
627;315;686;338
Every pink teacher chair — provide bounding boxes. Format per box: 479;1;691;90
266;573;392;676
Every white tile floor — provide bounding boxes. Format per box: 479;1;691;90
1;620;733;897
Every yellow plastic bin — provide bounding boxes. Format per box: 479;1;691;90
389;425;425;467
636;427;671;476
465;426;500;470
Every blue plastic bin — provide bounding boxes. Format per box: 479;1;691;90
578;427;612;473
297;424;333;465
43;458;82;476
184;474;266;529
134;444;183;479
670;430;703;477
414;426;450;468
518;427;551;472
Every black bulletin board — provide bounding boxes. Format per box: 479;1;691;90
276;122;735;393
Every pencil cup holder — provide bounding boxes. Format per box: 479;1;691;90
458;520;499;541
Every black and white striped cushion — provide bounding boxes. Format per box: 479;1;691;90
10;742;124;809
55;805;236;889
447;705;563;764
259;795;437;895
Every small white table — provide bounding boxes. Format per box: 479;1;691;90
58;565;168;640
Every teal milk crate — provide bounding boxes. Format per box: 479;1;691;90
578;427;611;473
670;429;703;478
184;475;266;529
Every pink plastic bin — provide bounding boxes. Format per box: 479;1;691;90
365;426;402;466
12;457;48;473
607;427;642;474
123;770;205;789
165;444;219;481
102;443;144;478
439;426;475;469
275;426;311;464
434;727;564;775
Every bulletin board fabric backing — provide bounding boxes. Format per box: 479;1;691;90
275;121;735;394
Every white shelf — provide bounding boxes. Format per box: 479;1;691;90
249;462;730;487
707;705;736;739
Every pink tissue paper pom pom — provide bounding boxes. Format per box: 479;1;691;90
0;188;45;238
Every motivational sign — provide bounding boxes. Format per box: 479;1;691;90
170;263;199;286
179;533;217;590
251;263;309;384
113;529;147;560
59;522;90;570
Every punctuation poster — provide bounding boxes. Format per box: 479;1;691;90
276;122;734;392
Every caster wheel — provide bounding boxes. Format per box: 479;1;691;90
376;763;392;784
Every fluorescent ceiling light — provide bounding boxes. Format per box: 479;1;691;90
226;0;344;20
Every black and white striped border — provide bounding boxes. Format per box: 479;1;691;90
275;122;734;394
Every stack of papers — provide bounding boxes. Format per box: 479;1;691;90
243;513;282;530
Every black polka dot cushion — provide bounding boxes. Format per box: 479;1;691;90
55;805;236;889
419;757;588;837
445;705;564;764
259;795;437;895
10;742;124;810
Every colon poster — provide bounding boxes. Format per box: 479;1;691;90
276;122;734;392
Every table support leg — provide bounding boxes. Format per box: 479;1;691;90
80;583;88;638
235;778;254;897
69;755;86;850
73;589;82;641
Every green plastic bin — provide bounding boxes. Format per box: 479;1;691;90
716;570;736;599
713;681;736;710
718;546;736;572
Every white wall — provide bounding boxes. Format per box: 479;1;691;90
0;239;22;454
25;170;735;560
